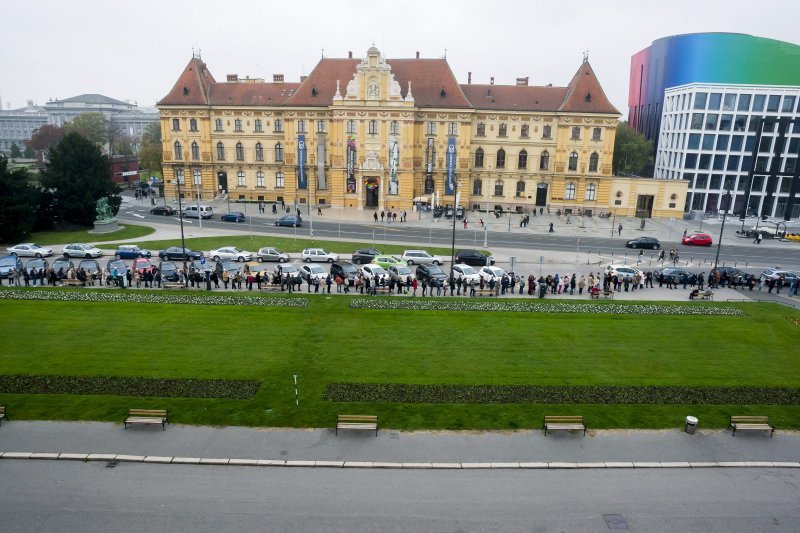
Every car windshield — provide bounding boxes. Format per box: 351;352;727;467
137;260;152;268
108;260;125;270
0;258;16;266
161;264;177;272
310;266;325;274
53;260;70;268
28;260;45;268
395;267;411;276
428;266;444;275
460;266;477;275
370;266;387;275
231;248;243;253
281;265;297;273
340;264;357;273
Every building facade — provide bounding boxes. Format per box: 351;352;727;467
159;48;686;218
630;33;800;219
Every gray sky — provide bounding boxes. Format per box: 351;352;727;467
1;0;796;119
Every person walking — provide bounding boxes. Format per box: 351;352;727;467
373;211;378;222
549;222;554;233
754;233;762;244
618;223;623;236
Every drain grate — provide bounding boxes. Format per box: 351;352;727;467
105;461;119;468
389;432;400;439
603;514;628;530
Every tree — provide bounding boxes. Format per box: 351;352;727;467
23;146;34;159
40;132;121;227
112;133;135;156
0;156;41;241
9;143;22;158
66;112;109;146
612;121;654;176
26;124;65;161
138;121;163;176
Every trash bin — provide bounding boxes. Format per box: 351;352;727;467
685;416;698;434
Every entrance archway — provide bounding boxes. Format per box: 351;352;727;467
535;183;548;206
217;171;228;193
365;177;379;208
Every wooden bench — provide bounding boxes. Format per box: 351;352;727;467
62;279;83;287
473;287;498;297
371;286;392;294
602;290;614;299
729;415;774;437
0;406;6;426
696;290;714;300
543;415;586;436
124;409;168;430
336;414;378;436
259;283;282;292
163;282;186;290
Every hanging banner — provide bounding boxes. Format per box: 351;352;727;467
389;141;399;195
317;140;326;190
346;134;356;193
445;136;456;195
297;134;307;190
425;137;435;177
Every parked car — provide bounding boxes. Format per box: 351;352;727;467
0;255;23;278
220;211;245;223
158;246;204;261
330;261;359;285
478;265;506;283
106;258;127;277
182;205;213;219
150;205;176;216
682;232;713;246
275;215;302;227
451;264;480;284
51;258;75;278
6;243;53;258
388;264;413;284
62;243;103;258
605;264;644;281
274;263;298;278
25;258;49;274
360;264;389;283
653;267;692;284
132;258;155;274
114;245;151;259
454;249;494;267
244;261;271;279
372;255;402;269
761;268;797;286
710;266;751;280
209;247;254;262
215;261;244;279
351;248;381;265
301;248;339;263
159;261;180;282
78;259;101;277
415;263;448;284
625;236;661;250
256;247;289;263
299;264;327;282
401;249;443;266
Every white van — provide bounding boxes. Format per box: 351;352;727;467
183;205;213;219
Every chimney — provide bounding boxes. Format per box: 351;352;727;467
490;77;495;85
515;77;529;86
348;51;352;59
300;76;308;83
273;74;284;83
416;51;420;59
468;72;472;84
226;74;238;82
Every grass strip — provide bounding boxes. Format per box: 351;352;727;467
0;288;309;307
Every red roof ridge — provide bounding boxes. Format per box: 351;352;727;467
558;61;619;115
158;57;216;106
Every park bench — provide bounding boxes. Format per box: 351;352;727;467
336;414;378;436
0;406;6;426
473;287;498;297
696;290;714;300
259;283;282;292
163;282;186;290
729;415;774;437
62;279;83;287
543;415;586;436
124;409;168;430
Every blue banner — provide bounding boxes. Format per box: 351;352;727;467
445;137;456;195
297;134;307;190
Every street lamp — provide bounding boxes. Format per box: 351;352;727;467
712;189;732;277
173;174;188;274
449;174;460;275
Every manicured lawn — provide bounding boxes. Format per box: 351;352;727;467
16;224;155;246
1;292;798;430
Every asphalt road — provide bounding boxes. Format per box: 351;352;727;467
2;461;798;532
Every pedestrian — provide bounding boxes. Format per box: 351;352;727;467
392;212;397;222
578;275;586;295
549;222;554;233
570;274;576;295
683;229;688;238
618;223;623;236
318;206;322;216
373;211;378;222
640;218;646;229
411;278;418;296
463;218;468;229
381;210;385;222
754;233;762;245
637;249;644;264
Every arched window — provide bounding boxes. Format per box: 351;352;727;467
276;172;285;188
191;142;199;160
565;182;576;200
568;151;578;171
424;176;434;194
518;149;527;169
256;171;265;187
585;183;596;201
474;147;484;168
516;180;525;196
216;142;225;160
494;179;504;196
173;141;182;160
589;152;599;172
193;168;201;185
275;143;284;162
496;148;506;168
539;150;550;170
472;178;482;195
236;142;244;161
255;142;263;161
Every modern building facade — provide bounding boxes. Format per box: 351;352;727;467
630;33;800;219
159;48;686;218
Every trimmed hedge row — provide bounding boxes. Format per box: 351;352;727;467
0;288;308;307
324;383;800;405
0;375;261;399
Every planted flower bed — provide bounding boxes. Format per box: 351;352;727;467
0;288;308;308
324;383;800;405
349;298;746;316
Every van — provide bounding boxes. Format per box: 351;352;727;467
183;205;213;219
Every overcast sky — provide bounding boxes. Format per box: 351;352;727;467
1;0;796;119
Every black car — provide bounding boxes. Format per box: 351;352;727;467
150;205;177;216
215;261;243;278
454;249;494;267
159;261;180;282
626;236;661;249
330;261;358;285
416;263;448;284
159;246;204;261
78;259;101;276
653;267;692;284
351;248;381;265
51;258;74;279
106;258;127;274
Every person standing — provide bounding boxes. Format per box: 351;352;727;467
618;223;623;236
373;211;379;222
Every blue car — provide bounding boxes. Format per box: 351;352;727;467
114;245;151;259
0;255;23;278
220;211;245;223
275;215;302;227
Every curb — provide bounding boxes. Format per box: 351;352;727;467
2;452;799;470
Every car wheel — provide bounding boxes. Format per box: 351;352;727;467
257;257;264;263
705;242;712;247
433;261;440;266
238;256;245;262
278;257;286;263
35;253;42;258
353;258;361;265
213;256;220;262
327;258;334;263
407;260;414;266
275;222;279;226
115;254;121;259
304;258;311;263
653;244;659;250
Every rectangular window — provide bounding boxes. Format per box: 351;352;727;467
752;94;766;112
708;93;722;110
193;169;202;185
521;124;529;137
592;127;601;141
254;119;263;132
741;156;752;171
276;172;284;188
476;123;485;136
297;120;307;133
571;126;580;140
346;120;356;134
684;153;697;169
317;120;326;133
215;118;223;131
704;114;718;130
695;174;708;189
716;135;729;151
759;136;772;153
699;154;712;170
755;156;769;172
390;121;399;135
368;120;377;135
733;115;747;132
690;113;704;129
190;119;198;132
234;119;242;132
710;174;722;189
727;155;740;171
274;118;283;132
782;95;796;113
719;114;732;131
712;155;725;171
687;133;701;150
472;180;482;195
752;175;764;191
427;122;437;135
447;122;458;135
744;136;756;152
737;94;751;111
694;92;707;110
767;95;780;112
702;134;715;150
723;94;736;111
172;118;180;131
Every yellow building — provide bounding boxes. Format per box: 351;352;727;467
158;47;685;218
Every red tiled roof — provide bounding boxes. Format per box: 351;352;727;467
285;59;359;107
158;58;215;106
209;82;300;106
387;59;472;108
460;84;568;112
558;62;619;114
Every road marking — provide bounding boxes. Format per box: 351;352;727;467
131;213;145;219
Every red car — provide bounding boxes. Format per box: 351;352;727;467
132;258;155;273
682;233;713;246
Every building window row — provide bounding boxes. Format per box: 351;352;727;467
692;91;798;114
213;141;284;162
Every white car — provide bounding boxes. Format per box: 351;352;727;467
360;264;389;283
299;264;327;282
301;248;339;263
478;265;506;283
7;243;53;258
451;264;480;284
401;249;444;266
605;264;643;281
256;247;289;263
62;243;103;258
209;247;254;262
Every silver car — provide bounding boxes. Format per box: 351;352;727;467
209;247;254;262
62;243;103;258
6;243;53;258
256;247;289;263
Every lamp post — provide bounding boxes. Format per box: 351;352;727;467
449;174;459;275
173;175;188;274
712;189;732;275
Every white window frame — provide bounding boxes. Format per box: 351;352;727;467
256;171;265;187
276;172;285;188
237;170;246;186
193;168;202;185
